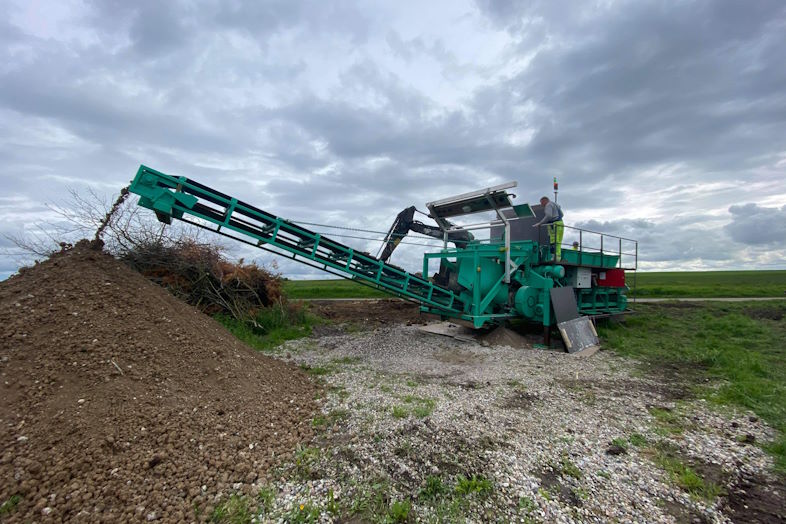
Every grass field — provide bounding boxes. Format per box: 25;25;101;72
598;301;786;472
215;302;321;352
631;270;786;298
283;271;786;299
283;279;389;299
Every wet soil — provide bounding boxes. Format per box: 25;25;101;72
0;244;318;522
724;474;786;524
557;377;689;403
535;468;583;507
744;306;785;321
307;299;427;331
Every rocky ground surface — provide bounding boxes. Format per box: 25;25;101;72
3;258;784;524
0;244;318;523
250;301;785;523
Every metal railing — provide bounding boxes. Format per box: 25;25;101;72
535;223;638;271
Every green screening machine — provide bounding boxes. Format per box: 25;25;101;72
129;165;637;347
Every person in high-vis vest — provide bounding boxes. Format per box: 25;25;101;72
533;196;564;260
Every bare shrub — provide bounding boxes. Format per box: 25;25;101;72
7;187;283;321
121;239;282;321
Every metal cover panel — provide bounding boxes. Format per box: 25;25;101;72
558;316;600;355
430;192;513;218
568;267;592;289
550;287;579;324
491;207;543;242
513;204;534;218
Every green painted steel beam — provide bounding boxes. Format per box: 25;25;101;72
129;165;465;315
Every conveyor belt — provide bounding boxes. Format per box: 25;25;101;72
129;165;465;314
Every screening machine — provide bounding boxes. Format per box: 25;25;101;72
129;165;637;349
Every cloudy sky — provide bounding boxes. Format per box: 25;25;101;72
1;0;785;280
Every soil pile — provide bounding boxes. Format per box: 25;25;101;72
0;243;317;522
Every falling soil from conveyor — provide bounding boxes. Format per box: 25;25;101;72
0;243;318;522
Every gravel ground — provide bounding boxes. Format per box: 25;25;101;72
247;323;781;523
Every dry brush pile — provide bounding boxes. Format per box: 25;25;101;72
120;240;283;322
7;187;285;324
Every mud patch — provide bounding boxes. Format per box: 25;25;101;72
557;377;689;402
502;390;539;409
535;468;583;507
306;299;428;329
724;473;786;523
744;306;784;321
660;498;709;524
360;423;497;491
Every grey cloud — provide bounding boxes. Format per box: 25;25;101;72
725;204;786;246
2;0;785;280
0;57;240;157
473;0;786;181
213;0;371;44
575;216;732;264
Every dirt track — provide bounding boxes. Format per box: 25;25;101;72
0;244;317;522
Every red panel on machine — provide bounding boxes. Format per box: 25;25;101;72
597;268;626;287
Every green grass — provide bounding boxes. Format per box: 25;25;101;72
347;478;393;521
518;495;536;513
387;500;412;523
300;364;333;376
258;486;275;515
628;433;647;447
332;356;362;365
313;409;349;430
293;446;322;480
419;475;448;500
210;494;253;523
454;475;493;497
0;495;21;516
558;456;582;479
652;443;725;501
610;437;629;451
286;501;320;523
599;302;786;472
216;301;319;352
391;405;408;419
283;279;389;299
393;396;436;419
631;270;786;298
649;407;685;436
283;272;786;299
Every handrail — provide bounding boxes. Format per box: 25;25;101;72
535;222;638;271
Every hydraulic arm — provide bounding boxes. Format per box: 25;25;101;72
379;206;473;262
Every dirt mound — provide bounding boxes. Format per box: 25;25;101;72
0;244;317;522
478;326;534;349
